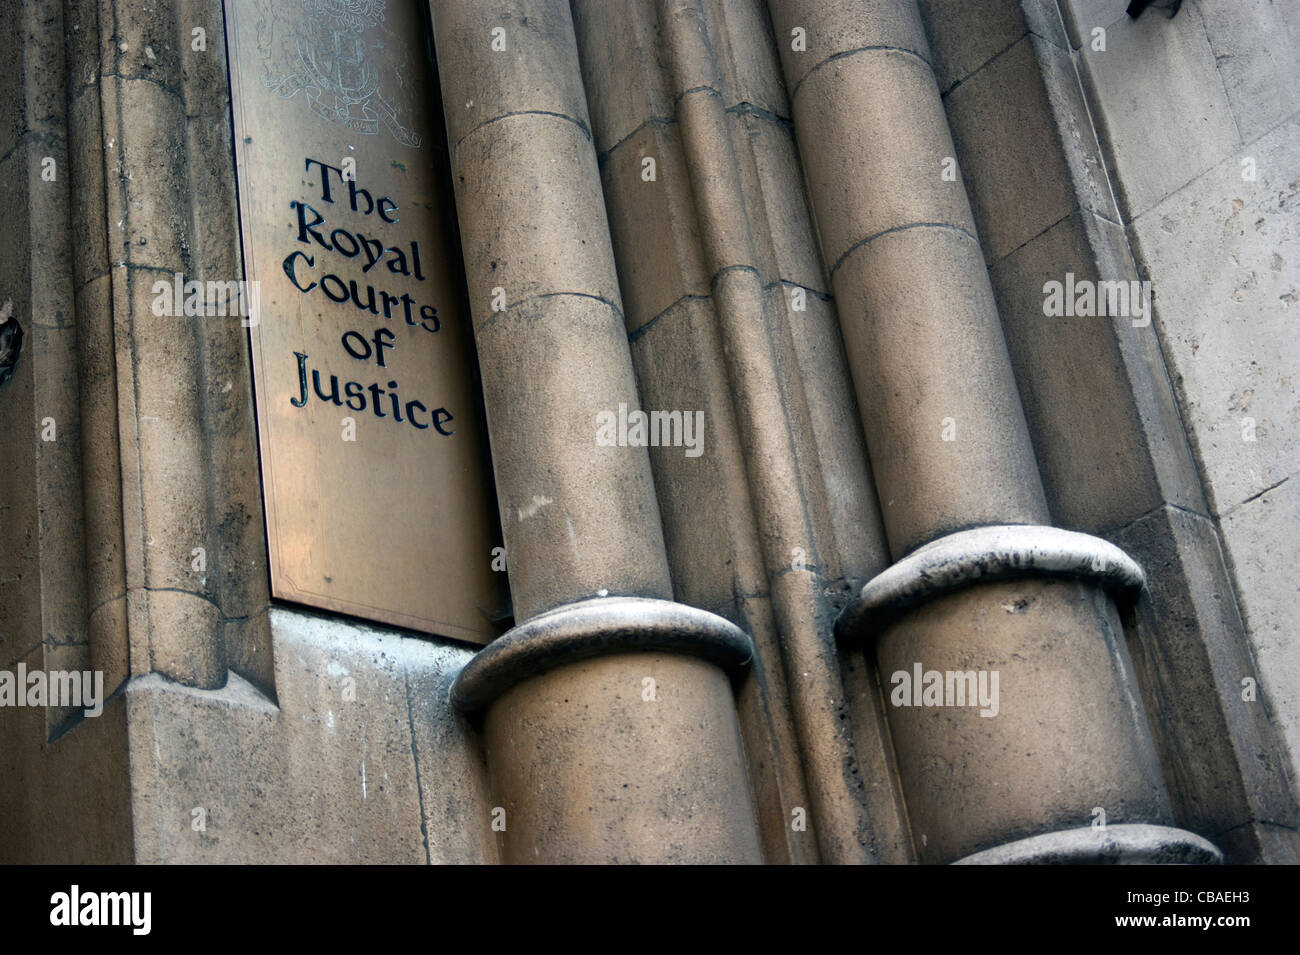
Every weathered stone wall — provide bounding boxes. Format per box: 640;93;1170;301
1;0;495;864
0;0;133;864
915;0;1299;863
127;608;494;863
1061;0;1300;814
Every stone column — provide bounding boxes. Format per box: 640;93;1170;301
432;0;762;863
66;0;276;693
768;0;1218;863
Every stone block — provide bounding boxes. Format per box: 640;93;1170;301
433;0;592;148
72;275;125;611
729;109;827;293
601;121;710;333
629;296;766;615
919;0;1066;93
572;0;674;154
122;278;210;597
1077;3;1241;219
133;587;224;687
878;577;1171;864
0;643;132;863
1198;0;1300;143
777;290;888;581
111;0;184;92
768;0;932;96
113;78;191;273
63;0;103;96
947;36;1109;261
705;0;791;118
454;114;621;313
483;651;762;863
991;209;1206;531
1220;473;1300;788
1131;118;1300;514
474;293;672;621
126;608;489;863
1113;504;1299;857
834;226;1048;556
67;85;109;290
793;51;974;274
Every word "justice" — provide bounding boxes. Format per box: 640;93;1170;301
290;351;454;435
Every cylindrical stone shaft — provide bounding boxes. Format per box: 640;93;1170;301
772;0;1179;863
768;0;1049;558
433;0;672;623
434;0;762;863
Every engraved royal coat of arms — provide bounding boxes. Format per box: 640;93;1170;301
258;0;422;147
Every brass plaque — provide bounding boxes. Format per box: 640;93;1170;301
225;0;503;643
